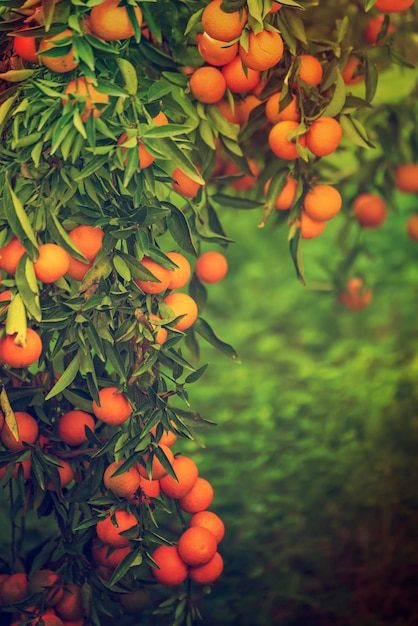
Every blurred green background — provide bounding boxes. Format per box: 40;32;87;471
174;197;418;626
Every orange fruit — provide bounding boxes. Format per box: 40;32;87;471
239;29;283;71
295;211;327;239
117;133;153;169
394;163;418;193
96;509;138;548
92;386;132;426
47;458;75;489
407;215;418;241
194;250;228;284
0;236;26;275
221;56;260;93
0;327;43;368
92;540;131;570
66;224;104;280
103;460;141;499
0;288;12;321
296;54;323;86
235;94;262;126
150;423;177;447
150;545;188;586
63;77;109;123
148;314;168;345
178;526;217;566
27;569;63;607
138;474;161;499
189;551;224;584
172;167;204;198
352;192;387;228
0;456;32;481
306;116;343;158
38;29;78;73
54;583;83;620
57;410;95;446
134;256;171;294
364;14;396;44
34;244;70;283
264;176;298;211
159;455;199;499
374;0;414;11
189;66;227;104
303;184;342;221
137;443;175;480
0;572;28;604
189;510;225;544
178;476;214;513
201;0;248;42
68;224;104;261
13;30;38;64
269;120;307;160
224;158;260;191
341;57;364;85
196;32;238;66
163;292;199;331
165;252;191;290
339;278;372;310
215;98;240;124
265;91;300;124
89;0;143;41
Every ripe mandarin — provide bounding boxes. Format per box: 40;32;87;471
150;545;188;586
96;509;138;548
57;410;95;446
34;244;70;283
38;29;78;73
352;193;387;228
189;510;225;543
306;116;343;158
160;455;199;499
239;29;284;71
303;184;342;221
195;251;228;284
269;120;307;160
163;293;199;331
178;526;217;566
189;66;227;104
178;476;214;513
89;0;143;40
189;551;224;584
0;328;43;368
201;0;247;42
134;257;171;294
92;386;132;426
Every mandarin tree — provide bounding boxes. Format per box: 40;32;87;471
0;0;417;624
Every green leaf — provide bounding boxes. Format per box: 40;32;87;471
45;352;81;400
322;71;346;118
185;363;209;384
0;69;37;82
364;55;379;104
6;183;38;250
109;548;142;587
117;58;138;96
340;114;375;149
288;225;305;285
165;203;198;256
193;317;240;362
15;257;41;322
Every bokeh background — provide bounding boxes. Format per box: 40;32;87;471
172;191;418;626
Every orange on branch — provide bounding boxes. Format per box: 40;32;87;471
364;14;396;44
339;278;372;310
190;510;225;544
178;476;214;513
352;193;387;228
306;116;343;158
341;57;364;85
303;184;342;221
89;0;143;40
221;56;261;93
163;293;199;331
172;167;204;198
201;0;247;42
38;29;78;73
374;0;414;11
265;91;300;124
63;77;109;123
160;455;199;499
96;509;138;548
54;583;84;621
103;460;142;499
197;32;238;66
0;237;26;275
34;244;70;283
0;328;43;368
189;551;224;584
92;386;132;426
395;164;418;193
195;250;228;284
189;66;227;103
296;54;323;86
137;443;175;480
148;314;168;345
150;545;188;586
57;409;95;446
293;211;327;239
269;120;307;160
239;29;284;71
264;176;298;211
13;31;38;63
178;526;217;566
134;257;171;294
165;252;191;290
